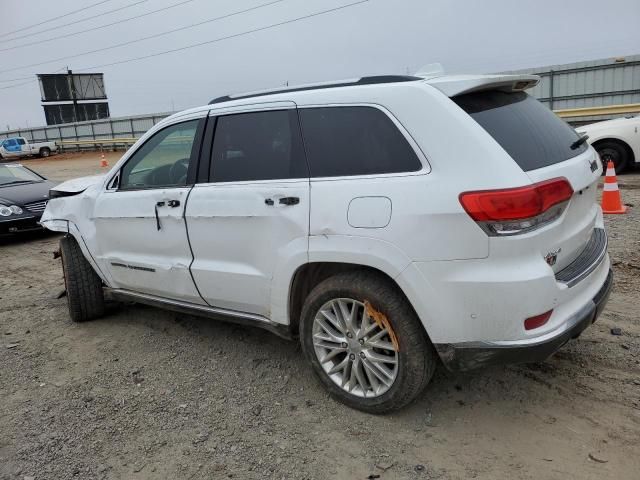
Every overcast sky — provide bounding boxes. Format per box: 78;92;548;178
1;0;639;129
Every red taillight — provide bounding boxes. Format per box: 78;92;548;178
524;310;553;330
460;178;573;222
459;178;573;235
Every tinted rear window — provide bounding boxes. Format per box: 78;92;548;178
299;106;422;178
454;91;587;171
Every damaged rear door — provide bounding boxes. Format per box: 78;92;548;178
92;114;207;304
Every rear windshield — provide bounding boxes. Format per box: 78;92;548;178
453;91;587;171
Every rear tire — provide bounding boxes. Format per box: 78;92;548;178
39;147;51;158
299;270;437;414
60;235;104;322
595;141;628;174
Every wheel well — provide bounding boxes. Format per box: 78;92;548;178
592;138;635;164
288;262;407;336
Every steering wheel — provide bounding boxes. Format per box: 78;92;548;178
169;158;190;185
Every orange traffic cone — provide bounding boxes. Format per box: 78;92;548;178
100;152;109;168
601;161;626;214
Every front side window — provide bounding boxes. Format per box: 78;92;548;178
299;106;422;178
17;138;26;145
210;110;307;182
120;120;199;190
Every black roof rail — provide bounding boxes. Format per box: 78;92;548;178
208;75;422;105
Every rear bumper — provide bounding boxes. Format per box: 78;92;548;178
435;269;613;371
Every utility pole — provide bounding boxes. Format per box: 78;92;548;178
67;68;79;123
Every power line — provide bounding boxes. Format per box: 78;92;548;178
78;1;370;72
0;0;199;53
1;0;148;44
0;0;118;39
0;75;35;84
0;79;37;91
0;0;287;74
0;1;369;90
0;67;67;90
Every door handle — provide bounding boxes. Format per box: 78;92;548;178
279;196;300;206
154;200;180;231
264;198;275;206
154;202;164;231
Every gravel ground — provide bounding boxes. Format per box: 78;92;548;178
1;152;639;480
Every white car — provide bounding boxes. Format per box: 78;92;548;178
578;115;640;173
41;73;612;413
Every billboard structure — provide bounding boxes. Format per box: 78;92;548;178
37;71;110;125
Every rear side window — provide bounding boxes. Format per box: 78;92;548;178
299;106;422;178
210;110;307;182
454;91;587;171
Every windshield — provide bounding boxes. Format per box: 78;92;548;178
0;164;43;186
453;91;587;171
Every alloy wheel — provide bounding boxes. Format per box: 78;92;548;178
311;298;399;398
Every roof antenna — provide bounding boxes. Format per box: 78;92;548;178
415;63;445;78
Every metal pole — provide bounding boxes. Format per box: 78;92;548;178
109;119;115;151
549;70;555;110
90;122;96;151
68;69;79;123
73;123;79;152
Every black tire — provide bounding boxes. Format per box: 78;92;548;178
39;147;51;158
595;141;628;174
59;235;105;322
299;270;437;414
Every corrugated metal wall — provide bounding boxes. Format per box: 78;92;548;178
0;112;172;150
506;54;640;125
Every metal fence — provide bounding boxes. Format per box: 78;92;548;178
506;54;640;125
0;112;173;151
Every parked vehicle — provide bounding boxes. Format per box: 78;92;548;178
41;73;612;413
0;137;58;160
0;163;56;235
578;115;640;173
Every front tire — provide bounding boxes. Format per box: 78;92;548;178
60;235;105;322
299;271;436;414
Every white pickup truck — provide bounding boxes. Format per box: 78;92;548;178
0;136;58;160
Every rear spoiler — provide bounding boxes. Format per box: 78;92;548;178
425;74;540;97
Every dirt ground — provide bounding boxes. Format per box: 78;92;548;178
1;152;639;480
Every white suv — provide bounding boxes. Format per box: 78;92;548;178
41;73;612;413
